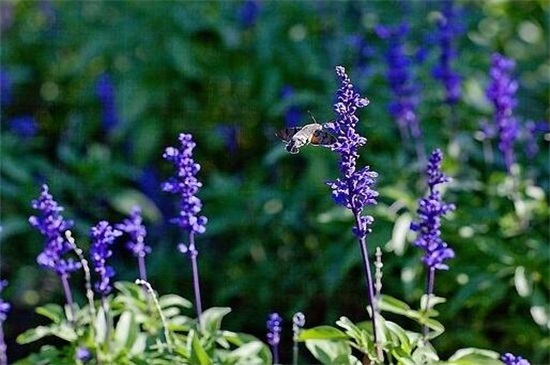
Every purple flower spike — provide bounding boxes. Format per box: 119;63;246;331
95;73;118;132
432;0;464;105
501;353;531;365
29;185;81;276
0;281;9;323
90;221;122;296
486;53;519;172
325;66;378;219
267;313;282;364
162;133;208;235
411;149;455;271
116;207;150;258
375;23;424;158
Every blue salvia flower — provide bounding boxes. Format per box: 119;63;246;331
163;133;207;321
266;313;282;364
348;34;375;80
280;86;303;128
162;133;208;236
0;281;9;323
95;73;118;132
0;69;11;109
375;23;423;150
8;115;38;138
116;207;150;258
215;124;240;153
432;0;463;105
0;2;13;33
75;347;91;363
324;66;377;234
324;66;382;358
486;53;519;172
29;184;81;276
89;221;122;296
501;353;531;365
411;149;455;270
237;0;260;29
117;207;150;281
0;280;8;365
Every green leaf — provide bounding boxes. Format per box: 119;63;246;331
199;307;232;334
190;331;213;365
16;326;55;344
299;326;348;341
445;347;501;365
378;295;413;316
36;304;65;324
159;294;193;309
384;321;412;353
304;339;356;365
114;311;138;351
95;306;108;344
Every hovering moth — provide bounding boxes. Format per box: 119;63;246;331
276;122;336;154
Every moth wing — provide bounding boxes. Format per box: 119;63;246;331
310;129;336;146
276;127;302;142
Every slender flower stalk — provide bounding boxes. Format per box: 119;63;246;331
136;279;173;353
162;133;208;324
486;53;519;172
324;66;381;360
501;353;531;365
95;73;118;132
0;280;10;365
65;231;96;322
116;207;150;281
375;23;424;161
266;313;282;365
432;0;463;108
29;184;81;319
411;149;455;340
292;312;305;365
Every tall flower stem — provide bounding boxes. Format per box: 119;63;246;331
423;267;436;340
138;255;147;282
188;233;203;325
60;273;75;322
0;323;6;365
353;211;382;361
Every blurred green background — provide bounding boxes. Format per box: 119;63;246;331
0;0;548;363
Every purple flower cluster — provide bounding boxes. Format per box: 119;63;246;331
237;0;260;28
411;149;455;270
0;69;11;108
162;133;208;236
501;353;531;365
29;185;81;276
116;207;150;258
324;66;378;236
0;281;9;323
432;0;463;105
95;73;118;132
348;34;375;79
375;23;423;144
89;221;122;296
8;115;38;138
280;86;303;128
266;312;282;363
486;53;519;171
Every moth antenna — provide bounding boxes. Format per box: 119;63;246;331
307;110;318;124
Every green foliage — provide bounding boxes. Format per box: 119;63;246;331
14;282;269;364
1;0;548;363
